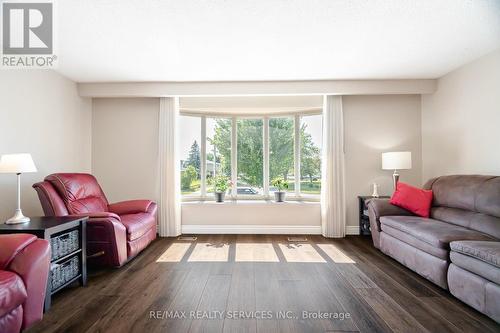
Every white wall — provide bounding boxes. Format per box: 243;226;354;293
92;98;160;203
422;48;500;180
182;201;321;232
0;70;92;221
344;95;423;227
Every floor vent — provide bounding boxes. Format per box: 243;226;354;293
287;236;308;242
177;236;197;241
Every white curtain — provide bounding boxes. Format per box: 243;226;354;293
158;97;182;237
321;95;346;238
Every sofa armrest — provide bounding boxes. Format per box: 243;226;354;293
368;198;413;220
108;200;155;215
7;238;50;330
85;217;128;267
367;198;414;249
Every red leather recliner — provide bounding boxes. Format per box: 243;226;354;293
0;234;50;333
33;173;157;267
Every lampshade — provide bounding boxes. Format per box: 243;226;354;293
0;153;37;173
382;151;412;170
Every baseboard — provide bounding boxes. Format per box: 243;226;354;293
181;224;361;235
181;224;322;235
345;225;360;235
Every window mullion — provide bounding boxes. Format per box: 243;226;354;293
294;115;301;196
231;117;237;199
263;117;269;197
200;116;207;197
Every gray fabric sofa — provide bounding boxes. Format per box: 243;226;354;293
368;175;500;322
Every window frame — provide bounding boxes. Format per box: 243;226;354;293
180;109;322;202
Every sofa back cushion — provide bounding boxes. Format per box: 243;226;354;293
424;175;500;239
45;173;109;214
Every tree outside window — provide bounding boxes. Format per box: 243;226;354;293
179;113;322;198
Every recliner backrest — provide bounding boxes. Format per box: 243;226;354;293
44;173;109;214
33;180;69;216
424;175;500;239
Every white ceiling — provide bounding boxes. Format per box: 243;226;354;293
55;0;500;82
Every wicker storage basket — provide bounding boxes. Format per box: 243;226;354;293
51;255;80;291
50;230;79;260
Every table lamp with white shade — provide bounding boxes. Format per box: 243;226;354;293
0;153;37;224
382;151;412;189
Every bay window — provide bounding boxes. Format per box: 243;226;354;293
179;111;322;200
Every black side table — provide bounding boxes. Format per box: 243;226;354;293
358;196;390;236
0;216;87;311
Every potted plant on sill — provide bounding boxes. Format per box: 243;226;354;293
271;177;289;202
214;175;231;202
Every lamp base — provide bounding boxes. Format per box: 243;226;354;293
5;209;30;224
392;171;400;190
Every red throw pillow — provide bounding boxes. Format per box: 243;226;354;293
390;182;433;218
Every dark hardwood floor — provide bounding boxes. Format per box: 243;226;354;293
28;235;500;333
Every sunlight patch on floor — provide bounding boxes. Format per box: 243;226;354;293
278;243;326;263
156;242;192;262
317;244;356;263
188;242;230;262
235;243;279;262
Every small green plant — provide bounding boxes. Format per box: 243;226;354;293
271;177;289;192
214;175;231;193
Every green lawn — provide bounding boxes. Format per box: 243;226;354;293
287;180;321;194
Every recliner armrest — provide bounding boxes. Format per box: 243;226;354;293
71;212;121;221
0;234;38;270
7;238;50;330
108;200;155;215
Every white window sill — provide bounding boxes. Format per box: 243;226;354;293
182;199;320;205
182;196;320;203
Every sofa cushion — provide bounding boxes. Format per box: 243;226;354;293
120;213;156;241
450;241;500;268
380;216;495;249
450;251;500;285
423;175;500;239
390;182;433;217
430;207;500;240
448;264;500;323
424;175;500;215
0;271;27;318
381;224;448;259
380;233;449;289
